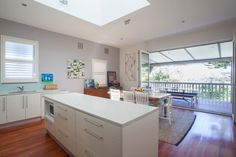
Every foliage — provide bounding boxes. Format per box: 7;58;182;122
151;70;170;82
205;60;231;69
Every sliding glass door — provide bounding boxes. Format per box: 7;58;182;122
138;50;150;88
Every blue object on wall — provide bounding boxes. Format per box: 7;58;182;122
41;73;53;83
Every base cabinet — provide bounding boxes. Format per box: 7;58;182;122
25;93;41;119
0;96;7;124
45;99;159;157
7;95;25;123
0;93;41;124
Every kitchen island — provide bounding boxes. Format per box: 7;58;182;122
44;92;159;157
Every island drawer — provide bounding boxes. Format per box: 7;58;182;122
77;111;106;137
45;117;55;134
76;111;122;157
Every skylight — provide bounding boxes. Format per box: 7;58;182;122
34;0;150;26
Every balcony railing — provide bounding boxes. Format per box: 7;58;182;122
147;81;232;102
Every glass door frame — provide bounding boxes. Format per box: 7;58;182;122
138;50;150;88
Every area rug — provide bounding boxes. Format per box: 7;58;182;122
159;109;196;145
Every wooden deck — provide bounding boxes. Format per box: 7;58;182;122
172;98;232;115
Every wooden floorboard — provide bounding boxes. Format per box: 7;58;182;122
0;110;235;157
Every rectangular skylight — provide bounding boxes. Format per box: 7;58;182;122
34;0;150;26
187;44;219;60
161;49;194;61
220;41;233;57
150;52;172;63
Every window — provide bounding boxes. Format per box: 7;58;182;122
1;35;39;83
92;59;107;86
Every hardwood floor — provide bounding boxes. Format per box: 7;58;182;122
0;110;235;157
159;110;236;157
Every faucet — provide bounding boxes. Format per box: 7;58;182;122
17;86;24;92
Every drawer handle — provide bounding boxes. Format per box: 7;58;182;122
84;118;103;127
84;129;104;141
58;129;68;138
58;113;68;120
57;106;68;112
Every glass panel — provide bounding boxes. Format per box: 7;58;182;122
5;41;34;61
139;51;149;88
162;49;193;61
187;44;219;59
149;52;172;63
220;41;233;57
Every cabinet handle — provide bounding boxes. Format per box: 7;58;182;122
26;96;28;108
84;128;104;141
57;106;67;112
58;129;68;138
57;113;68;120
22;97;25;109
84;118;103;127
3;97;6;112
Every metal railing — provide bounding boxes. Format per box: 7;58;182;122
147;81;232;102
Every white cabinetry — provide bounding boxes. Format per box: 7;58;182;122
7;95;25;122
76;110;158;157
45;97;159;157
0;96;7;124
25;93;41;119
5;93;41;123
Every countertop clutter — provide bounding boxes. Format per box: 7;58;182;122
44;92;158;126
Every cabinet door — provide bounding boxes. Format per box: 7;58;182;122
7;95;25;122
0;96;7;124
25;93;41;119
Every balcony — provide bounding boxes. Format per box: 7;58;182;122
147;81;232;115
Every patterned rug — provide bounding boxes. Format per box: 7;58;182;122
159;109;196;145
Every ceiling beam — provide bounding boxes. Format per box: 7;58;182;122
159;52;175;62
218;43;222;58
184;48;196;60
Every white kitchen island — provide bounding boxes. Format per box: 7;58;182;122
44;92;159;157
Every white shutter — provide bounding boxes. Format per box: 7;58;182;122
1;36;39;83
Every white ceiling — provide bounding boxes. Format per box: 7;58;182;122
0;0;236;48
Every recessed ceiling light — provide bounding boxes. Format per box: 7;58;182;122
124;19;131;25
34;0;150;26
181;20;185;23
21;3;28;7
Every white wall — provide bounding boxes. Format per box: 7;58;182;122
120;43;147;90
0;18;120;93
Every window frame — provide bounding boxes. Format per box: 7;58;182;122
1;35;39;83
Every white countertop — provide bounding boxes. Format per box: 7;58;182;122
44;93;158;127
0;90;68;96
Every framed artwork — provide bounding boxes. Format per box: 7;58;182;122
41;73;53;83
67;59;85;79
84;79;95;88
107;71;116;87
125;53;137;81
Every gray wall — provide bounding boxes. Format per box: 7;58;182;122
0;18;120;93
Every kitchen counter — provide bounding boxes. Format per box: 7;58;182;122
0;90;68;96
44;92;157;126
